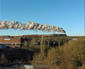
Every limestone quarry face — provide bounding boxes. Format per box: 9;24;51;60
0;20;66;34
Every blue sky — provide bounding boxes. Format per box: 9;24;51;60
0;0;84;36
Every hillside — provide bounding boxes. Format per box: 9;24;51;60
0;36;85;69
